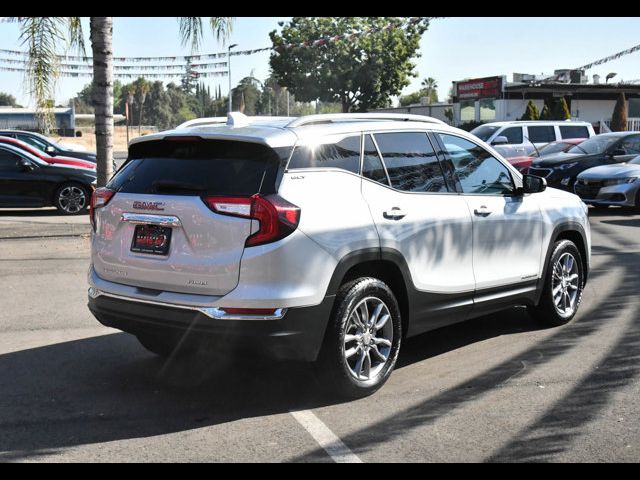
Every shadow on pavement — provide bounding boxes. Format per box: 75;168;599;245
0;303;550;460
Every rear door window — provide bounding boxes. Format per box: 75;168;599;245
527;125;556;143
287;135;360;173
373;132;448;193
109;139;288;195
559;125;589;139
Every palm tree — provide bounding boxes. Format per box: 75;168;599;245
16;17;233;187
421;77;438;104
135;78;151;135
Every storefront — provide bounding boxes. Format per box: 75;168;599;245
453;76;505;124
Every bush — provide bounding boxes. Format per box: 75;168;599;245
611;93;628;132
519;100;539;120
457;120;485;132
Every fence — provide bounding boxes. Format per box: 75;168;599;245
602;118;640;131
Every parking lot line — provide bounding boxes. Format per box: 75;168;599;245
290;410;362;463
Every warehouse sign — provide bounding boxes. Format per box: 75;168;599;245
457;76;503;100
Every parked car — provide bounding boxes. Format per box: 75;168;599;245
471;120;595;158
574;155;640;209
88;112;591;398
504;138;587;174
0;136;97;170
528;132;640;191
0;142;96;214
0;129;96;162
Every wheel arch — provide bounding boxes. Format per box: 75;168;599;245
536;222;589;304
325;248;413;337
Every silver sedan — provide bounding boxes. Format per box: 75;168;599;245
574;155;640;208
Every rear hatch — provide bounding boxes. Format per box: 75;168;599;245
92;137;287;296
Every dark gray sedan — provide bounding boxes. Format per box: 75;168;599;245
574;155;640;208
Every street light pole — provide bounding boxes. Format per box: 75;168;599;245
228;43;238;112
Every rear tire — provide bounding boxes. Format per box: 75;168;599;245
53;182;90;215
528;240;584;327
316;277;402;399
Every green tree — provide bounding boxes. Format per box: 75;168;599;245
611;92;628;132
420;77;438;103
16;16;233;187
539;100;551;120
554;97;571;120
269;17;430;112
0;92;18;107
519;100;540;120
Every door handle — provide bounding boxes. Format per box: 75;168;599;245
383;207;406;220
473;206;492;217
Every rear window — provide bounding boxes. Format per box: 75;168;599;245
109;139;289;196
559;125;589;139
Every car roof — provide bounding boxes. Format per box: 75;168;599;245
130;113;464;149
476;120;593;127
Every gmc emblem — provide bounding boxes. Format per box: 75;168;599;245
133;201;165;211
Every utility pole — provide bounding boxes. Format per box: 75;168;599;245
228;43;238;112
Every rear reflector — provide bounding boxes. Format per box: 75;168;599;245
220;308;279;316
202;194;300;247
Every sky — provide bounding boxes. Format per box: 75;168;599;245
0;17;639;108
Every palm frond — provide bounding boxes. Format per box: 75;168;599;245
178;17;203;53
209;17;233;43
18;17;67;133
67;17;86;56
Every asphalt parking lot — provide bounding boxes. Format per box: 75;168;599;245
0;207;638;462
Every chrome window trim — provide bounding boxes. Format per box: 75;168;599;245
88;288;287;321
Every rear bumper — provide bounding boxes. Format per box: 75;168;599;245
88;293;334;362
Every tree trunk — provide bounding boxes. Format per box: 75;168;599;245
341;95;349;113
90;17;114;187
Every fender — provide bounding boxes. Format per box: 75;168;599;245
536;221;589;304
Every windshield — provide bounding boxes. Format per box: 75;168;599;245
568;136;619;155
630;155;640;165
537;141;573;157
470;125;500;142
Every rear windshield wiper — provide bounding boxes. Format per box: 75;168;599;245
151;180;207;194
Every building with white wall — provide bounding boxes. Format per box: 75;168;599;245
451;73;640;131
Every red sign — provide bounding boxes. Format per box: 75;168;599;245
457;76;502;100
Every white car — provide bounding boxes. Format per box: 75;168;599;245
471;120;596;158
87;113;591;398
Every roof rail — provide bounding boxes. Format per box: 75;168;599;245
176;117;227;129
286;113;447;128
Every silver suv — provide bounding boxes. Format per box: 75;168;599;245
88;113;591;398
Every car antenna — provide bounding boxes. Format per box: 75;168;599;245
524;135;541;158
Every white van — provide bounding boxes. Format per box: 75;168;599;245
471;121;596;158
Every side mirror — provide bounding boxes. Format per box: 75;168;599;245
492;136;509;146
521;174;547;194
45;145;57;155
19;159;34;171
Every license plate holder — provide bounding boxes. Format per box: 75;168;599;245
131;224;172;255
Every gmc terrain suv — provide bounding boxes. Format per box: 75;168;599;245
88;113;591;398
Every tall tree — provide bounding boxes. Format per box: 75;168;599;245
611;92;628;132
17;17;233;187
420;77;438;104
269;17;430;112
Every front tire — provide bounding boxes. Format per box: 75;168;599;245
54;182;90;215
528;240;584;327
317;277;402;399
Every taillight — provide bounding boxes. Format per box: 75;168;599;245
202;194;300;247
90;187;115;230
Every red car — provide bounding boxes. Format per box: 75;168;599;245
505;138;587;174
0;136;96;170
